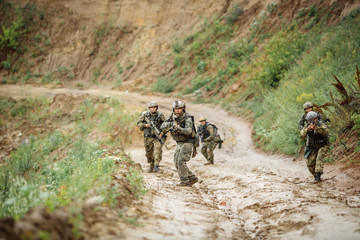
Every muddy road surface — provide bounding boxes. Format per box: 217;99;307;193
1;85;360;240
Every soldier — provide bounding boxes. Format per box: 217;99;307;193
300;111;329;183
298;102;323;130
160;100;198;186
137;101;166;173
197;116;219;165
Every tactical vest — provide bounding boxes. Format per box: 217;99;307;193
198;122;220;139
306;123;329;149
170;113;197;143
144;111;162;137
198;123;211;139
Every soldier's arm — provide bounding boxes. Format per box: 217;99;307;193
314;123;327;136
204;125;214;142
159;113;166;123
160;117;173;133
137;112;147;131
176;117;193;135
298;114;306;130
159;113;167;135
300;126;308;138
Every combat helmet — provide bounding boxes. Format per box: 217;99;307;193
172;100;186;110
305;111;318;121
199;116;206;122
303;102;313;110
148;101;158;108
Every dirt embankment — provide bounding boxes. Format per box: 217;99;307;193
1;85;360;239
4;0;359;92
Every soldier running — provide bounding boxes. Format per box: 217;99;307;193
197;116;219;165
300;111;329;183
160;100;198;186
137;101;166;173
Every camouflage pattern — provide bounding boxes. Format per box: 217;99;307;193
201;141;217;164
161;113;195;142
300;121;329;176
306;146;329;176
174;142;196;182
303;102;313;109
161;112;197;183
198;123;217;164
144;137;163;167
298;111;323;130
137;110;166;167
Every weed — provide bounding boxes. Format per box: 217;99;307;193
41;71;55;84
116;63;123;74
171;38;183;53
91;69;101;83
113;76;122;87
224;4;244;25
126;167;148;199
152;72;180;93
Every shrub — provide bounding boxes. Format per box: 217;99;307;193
224;4;244;25
126;167;148;199
152;72;180;93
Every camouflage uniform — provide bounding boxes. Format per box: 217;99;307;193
161;112;197;185
298;102;323;130
300;120;329;178
198;123;218;164
298;111;323;130
137;110;166;171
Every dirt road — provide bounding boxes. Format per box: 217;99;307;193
1;85;360;240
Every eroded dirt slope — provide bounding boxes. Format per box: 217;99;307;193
3;0;359;92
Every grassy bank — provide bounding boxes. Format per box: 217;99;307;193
154;3;360;158
0;95;145;220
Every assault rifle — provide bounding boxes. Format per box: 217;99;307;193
144;116;169;150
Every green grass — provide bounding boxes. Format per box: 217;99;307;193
152;4;360;157
248;12;360;154
0;96;144;218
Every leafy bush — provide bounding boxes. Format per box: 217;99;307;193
253;30;307;88
0;2;40;70
152;72;180;93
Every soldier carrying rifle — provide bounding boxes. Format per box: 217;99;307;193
160;100;199;186
300;111;329;183
197;116;223;165
137;101;167;173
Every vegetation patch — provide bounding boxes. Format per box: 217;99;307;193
0;94;145;238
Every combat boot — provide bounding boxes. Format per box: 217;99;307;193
188;176;198;185
313;172;322;183
154;165;160;172
178;181;191;186
147;165;154;173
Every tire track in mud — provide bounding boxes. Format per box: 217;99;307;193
1;85;360;239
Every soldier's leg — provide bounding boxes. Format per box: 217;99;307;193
153;140;163;172
315;146;328;174
207;142;217;164
201;144;208;159
176;143;194;182
306;151;317;177
203;142;212;165
144;137;155;171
